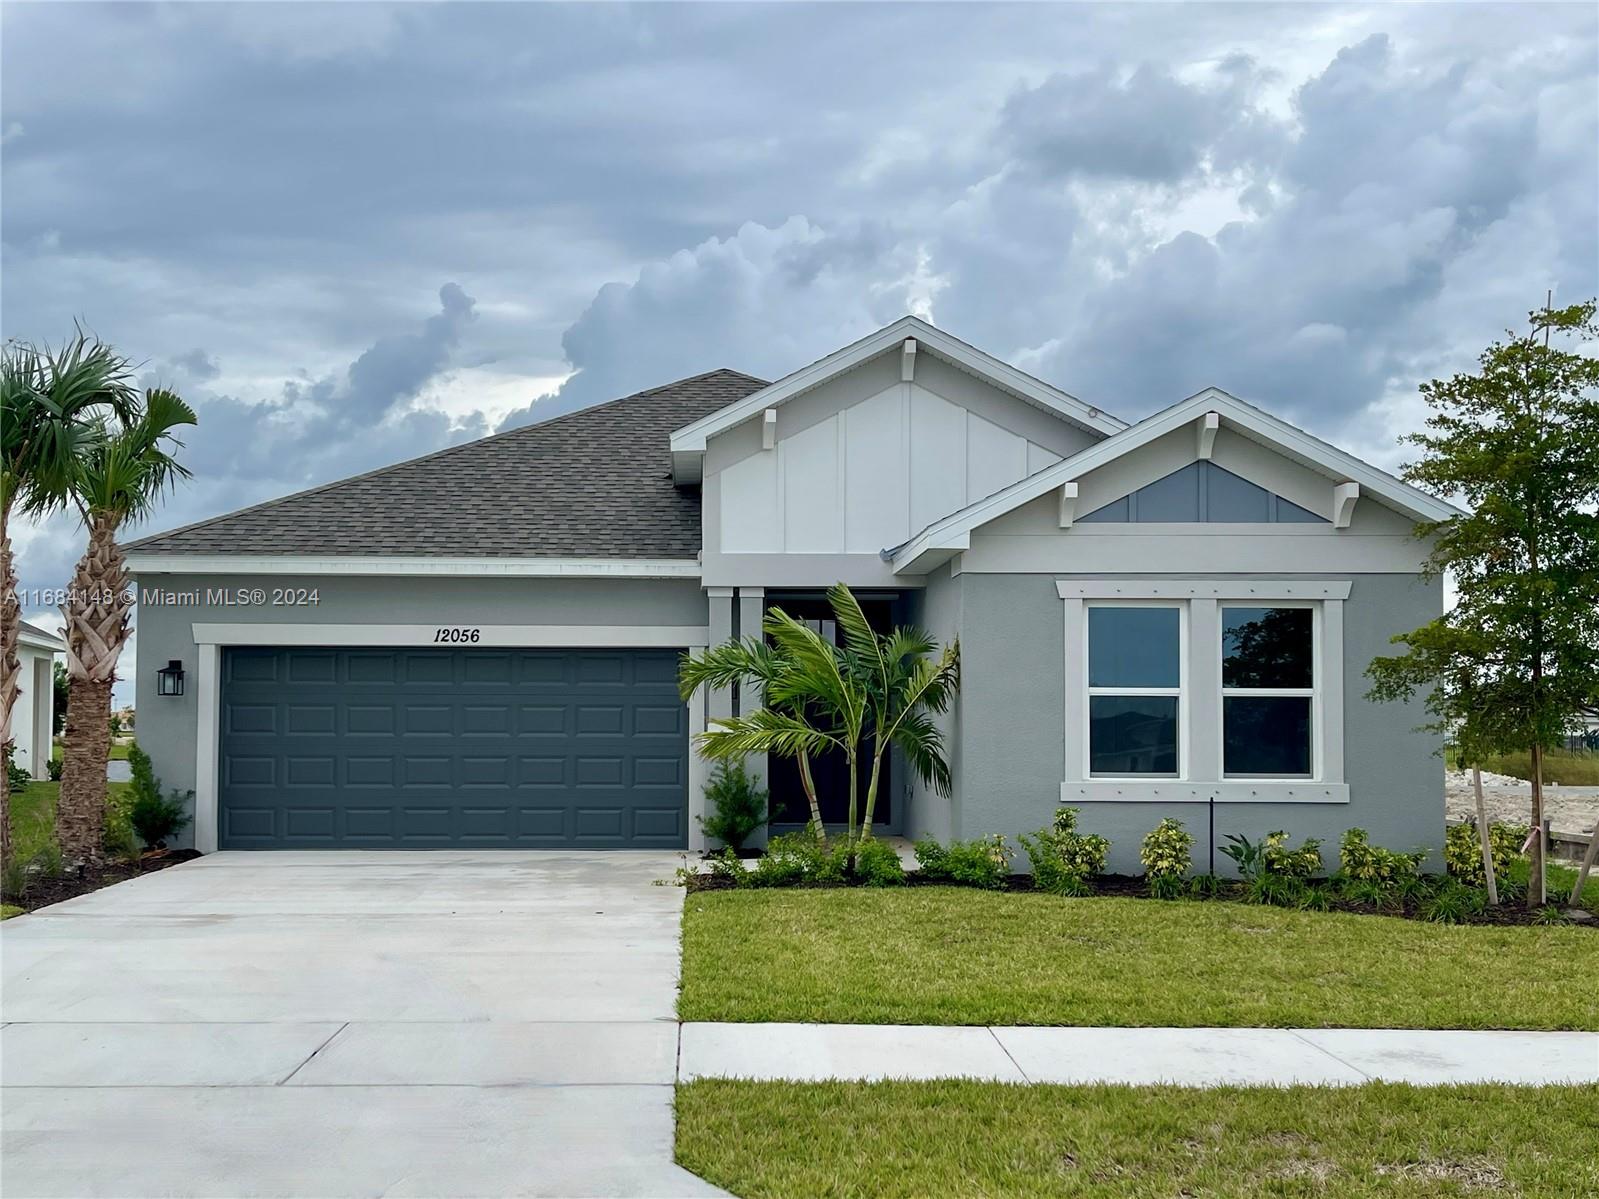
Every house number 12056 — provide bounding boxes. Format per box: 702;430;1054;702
433;627;482;643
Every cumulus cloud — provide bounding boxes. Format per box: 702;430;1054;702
1000;58;1278;183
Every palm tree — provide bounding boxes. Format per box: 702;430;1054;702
57;387;195;865
1;334;136;863
679;583;960;851
678;634;834;838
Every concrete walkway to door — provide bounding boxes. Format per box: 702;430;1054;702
1;851;725;1199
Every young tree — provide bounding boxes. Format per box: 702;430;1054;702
1367;300;1599;907
1;334;136;863
681;583;959;853
57;388;196;865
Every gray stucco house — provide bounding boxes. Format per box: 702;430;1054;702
126;316;1455;870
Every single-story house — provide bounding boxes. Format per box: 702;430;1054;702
125;316;1453;870
12;620;65;779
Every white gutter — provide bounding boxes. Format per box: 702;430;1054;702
124;554;704;579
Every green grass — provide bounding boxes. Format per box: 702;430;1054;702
7;780;133;862
0;903;23;920
677;1079;1599;1199
680;888;1599;1030
108;742;130;761
1477;746;1599;786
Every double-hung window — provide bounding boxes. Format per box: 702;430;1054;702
1086;604;1183;777
1221;605;1315;777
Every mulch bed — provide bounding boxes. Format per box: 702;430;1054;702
685;865;1593;927
2;849;202;914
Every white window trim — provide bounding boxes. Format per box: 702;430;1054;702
1060;580;1348;804
1084;601;1186;781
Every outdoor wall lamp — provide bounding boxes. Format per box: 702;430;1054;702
157;660;186;697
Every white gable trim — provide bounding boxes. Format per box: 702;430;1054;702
668;316;1125;481
888;387;1463;573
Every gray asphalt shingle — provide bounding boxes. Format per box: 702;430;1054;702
125;369;768;558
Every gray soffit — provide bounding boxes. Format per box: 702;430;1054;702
126;369;769;558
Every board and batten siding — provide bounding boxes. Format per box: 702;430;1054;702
712;350;1097;559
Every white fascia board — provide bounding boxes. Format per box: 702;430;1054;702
17;628;66;653
191;623;710;648
669;315;1127;456
125;554;703;579
888;388;1463;573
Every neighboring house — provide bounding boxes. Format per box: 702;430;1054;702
12;620;65;779
125;316;1455;869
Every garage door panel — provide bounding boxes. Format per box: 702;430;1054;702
219;648;688;848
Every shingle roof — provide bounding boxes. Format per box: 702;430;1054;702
126;369;768;558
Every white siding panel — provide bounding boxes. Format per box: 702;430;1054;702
781;415;842;552
910;385;968;533
719;449;780;552
844;386;910;552
1027;442;1063;474
967;411;1028;502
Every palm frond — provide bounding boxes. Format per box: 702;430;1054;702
827;581;885;679
697;709;843;760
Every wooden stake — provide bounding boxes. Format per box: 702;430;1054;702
1473;766;1498;906
1569;817;1598;907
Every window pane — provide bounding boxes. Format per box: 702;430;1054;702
1224;696;1311;775
1090;695;1178;776
1222;607;1312;688
1089;607;1180;688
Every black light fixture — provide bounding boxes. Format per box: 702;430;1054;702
157;659;185;697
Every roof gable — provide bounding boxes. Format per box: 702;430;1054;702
668;315;1126;482
889;387;1463;572
125;369;767;561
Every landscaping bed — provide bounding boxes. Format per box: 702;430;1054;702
677;1078;1599;1199
679;888;1599;1029
2;848;202;915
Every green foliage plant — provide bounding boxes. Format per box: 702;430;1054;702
1139;818;1193;896
698;760;768;851
914;834;1012;890
125;742;191;848
1444;820;1527;885
1338;827;1427;886
1019;808;1110;895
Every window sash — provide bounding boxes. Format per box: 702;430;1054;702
1085;601;1186;779
1219;602;1318;780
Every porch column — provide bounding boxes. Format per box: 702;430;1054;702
736;587;769;847
692;588;736;853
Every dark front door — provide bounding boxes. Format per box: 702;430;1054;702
764;595;895;828
218;646;688;849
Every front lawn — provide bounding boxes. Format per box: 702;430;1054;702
1479;746;1599;786
677;1079;1599;1199
680;889;1599;1029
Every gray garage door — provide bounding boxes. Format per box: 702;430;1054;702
218;647;688;849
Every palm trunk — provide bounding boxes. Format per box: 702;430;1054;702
0;500;17;865
797;751;825;844
845;745;859;846
1472;765;1497;906
57;513;133;867
857;739;885;845
1528;742;1546;908
58;677;113;864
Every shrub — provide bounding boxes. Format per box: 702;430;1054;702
1218;833;1268;882
851;837;906;887
1444;820;1528;885
915;834;1012;890
1019;809;1110;896
698;761;768;851
1420;880;1486;924
47;753;63;781
1263;831;1324;879
1338;828;1427;885
1246;873;1309;907
1188;873;1222;900
103;816;140;863
2;740;30;795
1139;819;1193;893
125;743;192;849
749;830;828;887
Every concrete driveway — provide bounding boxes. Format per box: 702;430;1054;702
1;851;725;1198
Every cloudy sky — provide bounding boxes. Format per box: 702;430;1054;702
3;1;1596;700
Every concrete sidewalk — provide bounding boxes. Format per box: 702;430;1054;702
679;1022;1599;1087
